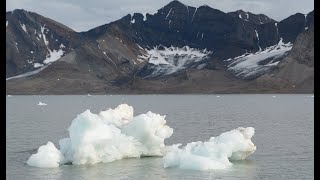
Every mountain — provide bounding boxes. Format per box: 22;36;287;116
6;9;83;78
228;10;275;25
6;1;314;94
254;23;314;93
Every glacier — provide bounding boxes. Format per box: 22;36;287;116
226;38;293;79
137;45;212;78
27;104;256;170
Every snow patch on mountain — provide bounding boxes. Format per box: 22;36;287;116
14;42;19;53
41;25;49;46
191;8;198;22
142;13;147;21
226;38;293;79
138;46;212;77
34;63;44;68
19;21;27;33
255;30;261;51
6;65;48;81
275;23;279;37
166;8;172;19
43;49;64;64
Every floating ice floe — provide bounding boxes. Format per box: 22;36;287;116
163;127;256;170
27;104;256;170
27;142;64;168
37;102;47;106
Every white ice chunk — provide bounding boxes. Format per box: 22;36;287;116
38;101;47;106
28;104;173;168
65;109;143;165
99;104;133;127
122;111;173;156
27;142;64;168
27;104;255;170
163;127;256;170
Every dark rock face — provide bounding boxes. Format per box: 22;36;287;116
256;22;279;48
278;13;307;43
228;10;275;25
6;1;314;94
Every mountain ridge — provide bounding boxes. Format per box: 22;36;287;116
6;1;314;94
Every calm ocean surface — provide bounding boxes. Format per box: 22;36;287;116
6;95;314;180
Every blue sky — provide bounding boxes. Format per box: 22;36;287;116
6;0;314;32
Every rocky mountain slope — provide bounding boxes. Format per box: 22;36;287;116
254;23;314;93
6;1;314;94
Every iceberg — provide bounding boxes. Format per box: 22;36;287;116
27;104;173;167
163;127;256;170
27;104;256;170
27;142;64;168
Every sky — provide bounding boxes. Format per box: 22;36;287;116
6;0;314;32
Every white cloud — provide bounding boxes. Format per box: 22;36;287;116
6;0;314;32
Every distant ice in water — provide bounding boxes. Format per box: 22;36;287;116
7;95;12;97
27;104;256;170
37;102;47;106
272;96;276;98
